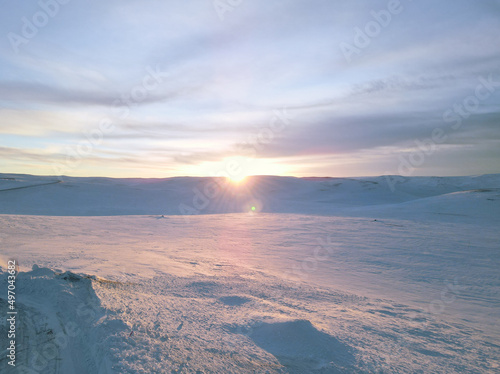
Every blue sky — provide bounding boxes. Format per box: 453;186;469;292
1;0;499;178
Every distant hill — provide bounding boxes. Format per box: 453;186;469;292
0;173;498;223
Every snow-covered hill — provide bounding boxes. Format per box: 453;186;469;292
0;173;499;224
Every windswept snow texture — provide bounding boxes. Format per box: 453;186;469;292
0;173;499;373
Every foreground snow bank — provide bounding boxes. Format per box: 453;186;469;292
2;262;498;373
0;266;127;374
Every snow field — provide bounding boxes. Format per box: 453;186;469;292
0;174;499;372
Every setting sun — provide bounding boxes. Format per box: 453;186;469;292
222;156;290;183
227;174;247;183
178;156;289;181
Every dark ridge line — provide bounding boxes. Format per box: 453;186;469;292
0;181;61;192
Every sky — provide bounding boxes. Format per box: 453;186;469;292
0;0;499;179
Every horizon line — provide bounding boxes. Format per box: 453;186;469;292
1;172;499;180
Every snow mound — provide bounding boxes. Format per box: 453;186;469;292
218;295;252;306
0;266;129;374
249;319;355;373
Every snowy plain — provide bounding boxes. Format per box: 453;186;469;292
0;173;499;373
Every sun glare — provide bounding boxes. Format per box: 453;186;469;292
179;156;289;182
228;174;247;184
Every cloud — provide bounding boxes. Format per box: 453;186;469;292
0;80;201;108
